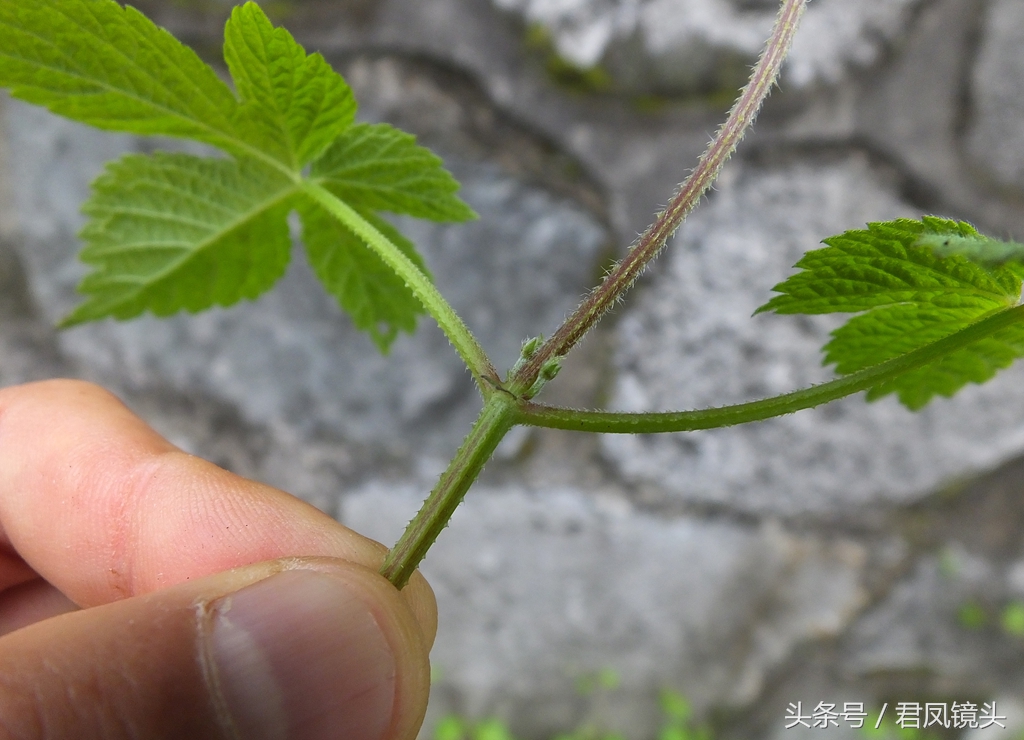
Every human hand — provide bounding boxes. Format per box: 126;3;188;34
0;379;436;740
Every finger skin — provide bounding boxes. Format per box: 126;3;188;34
0;379;436;647
0;579;77;637
0;557;431;740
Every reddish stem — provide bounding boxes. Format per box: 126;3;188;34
507;0;808;397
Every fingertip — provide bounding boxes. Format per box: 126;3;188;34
0;557;433;740
0;380;393;605
0;379;173;453
399;571;438;652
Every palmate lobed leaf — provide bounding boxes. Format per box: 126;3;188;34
0;0;476;352
916;231;1024;265
312;123;477;222
62;152;296;326
224;2;356;169
297;199;429;351
757;217;1024;410
0;0;356;172
0;0;244;158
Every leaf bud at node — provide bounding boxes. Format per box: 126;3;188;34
540;356;562;381
520;335;543;360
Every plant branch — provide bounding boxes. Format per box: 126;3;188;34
506;0;808;398
516;305;1024;432
302;182;500;389
379;0;809;588
380;392;518;589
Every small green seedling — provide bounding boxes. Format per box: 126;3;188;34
3;0;1024;597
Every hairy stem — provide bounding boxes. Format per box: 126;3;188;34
380;0;809;588
380;392;518;589
517;305;1024;432
506;0;807;397
302;181;500;388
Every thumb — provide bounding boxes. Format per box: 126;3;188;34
0;557;431;740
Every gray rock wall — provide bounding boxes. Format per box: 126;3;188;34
3;0;1024;738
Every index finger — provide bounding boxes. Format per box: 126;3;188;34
0;380;435;638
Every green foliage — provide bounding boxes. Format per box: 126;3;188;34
0;0;473;351
62;152;294;326
524;23;613;93
432;684;707;740
296;199;428;348
435;715;518;740
476;718;518;740
957;601;988;630
553;731;626;740
657;690;710;740
0;0;241;150
659;690;691;723
951;593;1024;636
15;0;1024;645
435;715;470;740
758;217;1024;409
917;232;1024;266
311;123;476;222
1001;601;1024;636
223;2;356;169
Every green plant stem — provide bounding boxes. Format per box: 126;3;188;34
380;392;518;589
380;0;808;587
301;181;500;388
516;304;1024;432
506;0;807;397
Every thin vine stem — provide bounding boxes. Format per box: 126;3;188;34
506;0;807;398
515;305;1024;432
302;181;500;389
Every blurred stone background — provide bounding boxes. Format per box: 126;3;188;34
3;0;1024;737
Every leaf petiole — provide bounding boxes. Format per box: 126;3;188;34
301;181;499;388
516;304;1024;433
379;302;1024;588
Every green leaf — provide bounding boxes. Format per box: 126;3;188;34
0;0;358;173
311;122;477;222
297;196;429;352
224;2;356;169
916;232;1024;266
757;217;1024;410
10;0;468;355
0;0;243;154
62;152;296;325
